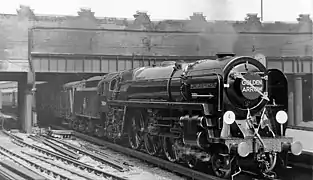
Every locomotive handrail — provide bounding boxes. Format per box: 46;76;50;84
186;72;221;78
123;76;183;83
107;100;211;115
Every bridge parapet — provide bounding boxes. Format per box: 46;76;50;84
0;5;311;73
30;26;313;58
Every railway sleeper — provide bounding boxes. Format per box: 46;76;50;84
0;145;94;180
73;131;224;180
0;162;41;180
82;144;132;168
41;139;80;159
4;136;127;180
0;150;48;180
2;130;24;141
0;165;28;180
21;151;94;180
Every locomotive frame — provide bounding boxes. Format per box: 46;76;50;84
62;54;303;179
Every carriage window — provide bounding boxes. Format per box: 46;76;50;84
109;79;117;91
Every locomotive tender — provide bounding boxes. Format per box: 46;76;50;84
63;53;303;179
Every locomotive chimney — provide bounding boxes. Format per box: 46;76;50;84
216;52;236;59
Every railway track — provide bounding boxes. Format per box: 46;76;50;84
1;125;311;180
49;125;313;180
1;129;187;180
0;145;89;180
0;164;29;180
0;130;128;180
0;157;46;180
48;125;234;180
40;135;131;172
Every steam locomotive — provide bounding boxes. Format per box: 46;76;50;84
58;53;303;179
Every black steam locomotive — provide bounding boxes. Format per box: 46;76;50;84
62;53;303;179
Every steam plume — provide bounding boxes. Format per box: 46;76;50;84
204;0;233;21
196;0;239;54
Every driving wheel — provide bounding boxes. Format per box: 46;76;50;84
211;154;232;178
163;137;179;162
72;119;78;131
144;133;160;156
85;120;95;135
128;111;145;150
186;155;198;168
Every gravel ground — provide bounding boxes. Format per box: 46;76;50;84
3;130;311;180
0;131;186;180
64;138;186;180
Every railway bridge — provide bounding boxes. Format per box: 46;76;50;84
0;6;312;135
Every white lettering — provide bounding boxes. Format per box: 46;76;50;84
241;80;263;86
242;87;263;92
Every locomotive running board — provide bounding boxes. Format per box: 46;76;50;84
108;100;211;115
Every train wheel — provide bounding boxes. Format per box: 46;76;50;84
144;134;159;156
95;125;105;138
86;121;95;135
186;155;198;168
257;152;277;176
78;119;87;132
163;137;179;162
72;120;78;131
128;112;144;150
211;154;232;178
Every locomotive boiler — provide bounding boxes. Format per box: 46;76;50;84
66;53;303;179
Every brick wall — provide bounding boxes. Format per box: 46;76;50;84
32;28;312;57
0;6;312;62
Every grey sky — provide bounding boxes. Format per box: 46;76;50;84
0;0;312;21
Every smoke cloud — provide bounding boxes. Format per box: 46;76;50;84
195;0;239;54
204;0;234;21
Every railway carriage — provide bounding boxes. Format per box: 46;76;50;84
61;80;87;120
65;53;303;179
1;88;17;108
0;88;18;117
62;76;105;133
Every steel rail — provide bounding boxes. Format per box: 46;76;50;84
0;165;29;180
0;145;75;180
52;126;308;180
41;138;80;159
21;151;94;180
28;135;45;143
71;130;224;180
34;134;130;171
15;139;127;180
82;144;132;167
1;131;127;180
1;130;24;141
42;135;129;172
